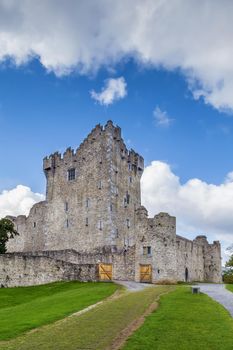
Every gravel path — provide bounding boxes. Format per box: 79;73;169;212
114;280;154;291
197;283;233;317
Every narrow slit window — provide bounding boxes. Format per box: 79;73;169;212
126;192;130;204
65;202;68;212
98;180;102;189
86;217;89;226
66;219;69;228
33;222;36;228
98;220;103;230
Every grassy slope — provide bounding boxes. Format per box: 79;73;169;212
0;285;172;350
123;286;233;350
0;281;118;341
226;284;233;293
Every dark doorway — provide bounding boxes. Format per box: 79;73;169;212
185;267;189;282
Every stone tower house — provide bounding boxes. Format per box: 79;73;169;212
4;121;222;286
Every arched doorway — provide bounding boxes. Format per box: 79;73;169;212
185;267;189;282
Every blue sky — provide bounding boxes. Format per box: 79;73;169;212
1;58;232;194
0;1;233;258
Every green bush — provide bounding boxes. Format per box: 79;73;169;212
223;271;233;284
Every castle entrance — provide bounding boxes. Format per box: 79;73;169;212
140;264;152;283
98;263;113;281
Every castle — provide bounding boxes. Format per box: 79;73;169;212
0;121;222;287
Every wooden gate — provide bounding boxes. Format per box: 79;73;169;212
98;263;113;281
140;264;152;283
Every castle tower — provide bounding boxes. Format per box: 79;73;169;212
42;120;144;252
194;236;222;283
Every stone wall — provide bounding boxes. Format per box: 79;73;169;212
18;246;136;281
6;200;47;252
0;253;98;287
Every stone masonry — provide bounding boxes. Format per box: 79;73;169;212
1;121;222;286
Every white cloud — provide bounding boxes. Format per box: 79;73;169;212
0;1;233;110
90;77;127;105
0;185;45;218
153;106;173;127
141;161;233;262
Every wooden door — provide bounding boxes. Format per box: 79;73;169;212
99;263;113;281
140;264;152;283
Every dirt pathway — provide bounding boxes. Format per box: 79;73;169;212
114;280;154;292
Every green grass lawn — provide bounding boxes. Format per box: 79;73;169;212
0;285;172;350
123;286;233;350
0;281;118;341
226;284;233;293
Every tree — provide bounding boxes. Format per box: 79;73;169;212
226;244;233;268
0;218;19;254
223;246;233;283
226;254;233;269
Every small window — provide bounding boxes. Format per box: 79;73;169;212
86;198;90;208
68;168;76;181
86;217;89;226
124;192;130;207
110;203;113;212
128;163;132;171
65;202;68;212
114;186;118;195
143;246;152;256
115;228;119;238
98;180;102;189
129;176;132;183
66;219;69;228
126;219;130;228
98;220;103;230
126;192;130;204
33;222;36;228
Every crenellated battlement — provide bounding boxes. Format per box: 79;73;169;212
43;121;144;175
43;123;104;171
